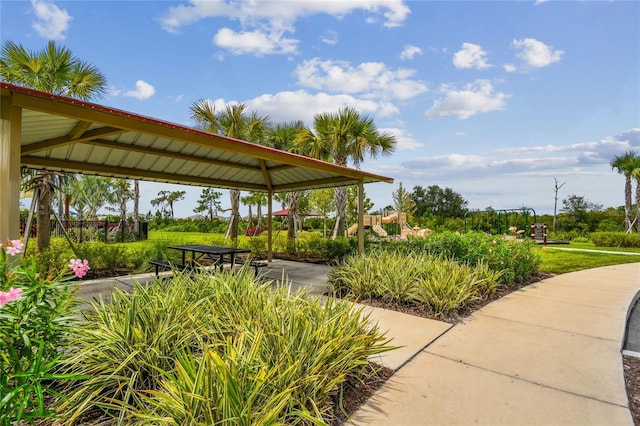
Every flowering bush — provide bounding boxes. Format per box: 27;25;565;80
0;238;85;424
245;226;265;236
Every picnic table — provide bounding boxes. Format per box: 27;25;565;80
167;244;251;270
149;245;266;277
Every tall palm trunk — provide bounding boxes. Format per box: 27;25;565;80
635;175;640;233
287;191;298;240
134;180;139;232
625;174;632;232
247;204;253;227
36;174;53;250
332;186;347;238
256;202;263;228
230;189;241;243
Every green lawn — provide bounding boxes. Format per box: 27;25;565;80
536;244;640;274
147;230;640;275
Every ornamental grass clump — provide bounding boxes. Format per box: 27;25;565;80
58;267;393;424
328;251;504;318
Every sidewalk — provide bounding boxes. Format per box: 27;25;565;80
349;262;640;425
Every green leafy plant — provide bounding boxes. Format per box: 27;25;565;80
58;267;393;424
0;239;84;424
329;250;508;318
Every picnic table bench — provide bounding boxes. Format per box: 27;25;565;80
219;255;268;274
148;260;188;277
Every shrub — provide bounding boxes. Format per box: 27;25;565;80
0;239;83;424
591;232;640;248
328;250;505;317
245;226;265;236
372;232;539;285
57;268;392;424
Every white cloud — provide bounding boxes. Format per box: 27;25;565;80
201;90;398;127
425;80;509;119
31;0;72;40
379;127;424;150
321;30;338;45
400;45;423;60
495;128;640;163
160;1;410;55
295;58;427;100
452;42;491;70
512;38;563;68
124;80;156;100
213;28;298;55
503;63;517;73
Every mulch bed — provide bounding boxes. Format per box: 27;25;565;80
624;355;640;426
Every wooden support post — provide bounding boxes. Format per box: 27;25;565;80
0;95;21;240
358;180;364;255
267;191;273;262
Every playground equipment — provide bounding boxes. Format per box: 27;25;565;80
464;208;536;235
347;212;431;239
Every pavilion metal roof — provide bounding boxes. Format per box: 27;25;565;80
1;82;393;193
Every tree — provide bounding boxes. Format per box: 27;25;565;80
552;178;566;232
295;106;396;237
112;179;132;226
1;40;107;249
412;185;468;225
151;190;186;220
266;121;306;240
392;182;416;219
309;189;335;237
194;188;223;221
631;159;640;233
68;176;112;220
560;194;603;232
191;100;269;243
346;186;374;226
241;191;266;227
611;151;637;233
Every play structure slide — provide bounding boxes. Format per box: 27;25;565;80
347;213;399;236
372;225;388;237
347;223;359;236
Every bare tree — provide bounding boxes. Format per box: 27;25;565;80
553;178;566;232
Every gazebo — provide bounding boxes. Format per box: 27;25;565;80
0;83;393;258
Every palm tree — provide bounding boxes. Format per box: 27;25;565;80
295;106;396;237
1;40;107;249
611;151;637;232
266;121;305;240
631;160;640;233
190;100;269;243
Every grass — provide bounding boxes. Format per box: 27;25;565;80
536;244;640;274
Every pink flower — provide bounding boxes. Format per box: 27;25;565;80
69;258;90;278
0;287;22;308
0;292;9;308
4;238;23;256
7;287;22;301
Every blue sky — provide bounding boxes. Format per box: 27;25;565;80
2;0;639;219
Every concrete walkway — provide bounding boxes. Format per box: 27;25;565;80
350;262;640;425
75;260;640;425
